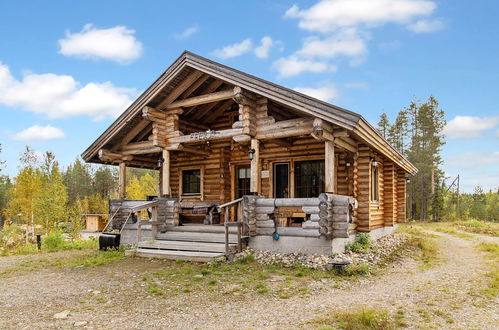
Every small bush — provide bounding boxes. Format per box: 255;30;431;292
346;233;371;253
343;263;371;276
310;308;397;330
235;254;255;264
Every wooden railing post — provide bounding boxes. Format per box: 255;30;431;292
224;208;230;255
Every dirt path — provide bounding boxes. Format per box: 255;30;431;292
0;232;497;329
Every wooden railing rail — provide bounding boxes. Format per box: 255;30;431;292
217;198;244;255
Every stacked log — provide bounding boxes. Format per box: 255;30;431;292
243;195;259;236
322;193;358;239
157;198;180;226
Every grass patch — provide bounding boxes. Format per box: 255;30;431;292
137;257;344;299
343;263;371;276
456;219;499;237
476;242;499;298
309;308;403;329
0;249;124;277
398;224;439;270
0;228;98;256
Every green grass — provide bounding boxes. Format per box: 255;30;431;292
0;229;98;256
455;219;499;237
309;308;403;330
137;258;343;299
476;242;499;298
398;224;439;270
414;219;499;237
0;249;125;277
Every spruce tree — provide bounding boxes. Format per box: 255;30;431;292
377;113;390;138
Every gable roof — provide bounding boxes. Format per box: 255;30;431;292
82;51;417;174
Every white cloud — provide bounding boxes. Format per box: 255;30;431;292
496;129;499;138
294;84;339;102
273;56;337;78
444;115;499;139
447;151;499;169
58;24;143;64
174;25;199;40
254;36;275;59
297;28;367;59
212;39;253;59
285;0;437;33
0;62;137;121
13;125;65;142
408;18;444;33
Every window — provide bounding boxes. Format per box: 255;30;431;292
294;160;325;198
236;166;251;198
370;164;379;201
182;169;201;195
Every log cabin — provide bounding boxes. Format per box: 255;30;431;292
82;51;417;261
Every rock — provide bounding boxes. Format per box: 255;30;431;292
53;310;70;319
193;274;203;278
74;321;88;327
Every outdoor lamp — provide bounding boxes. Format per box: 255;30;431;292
345;161;351;167
248;148;256;160
371;158;378;167
406;174;411;184
157;157;164;169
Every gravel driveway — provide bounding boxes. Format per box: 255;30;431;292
0;231;497;329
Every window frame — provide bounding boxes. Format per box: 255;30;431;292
294;159;325;198
179;166;204;200
370;161;379;202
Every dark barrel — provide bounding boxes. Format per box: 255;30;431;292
99;233;121;250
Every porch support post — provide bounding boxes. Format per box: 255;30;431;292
250;138;260;194
161;149;170;197
325;140;335;193
118;162;127;199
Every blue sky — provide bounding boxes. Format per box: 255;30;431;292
0;0;497;192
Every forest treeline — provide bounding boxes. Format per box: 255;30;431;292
0;146;159;232
378;95;498;222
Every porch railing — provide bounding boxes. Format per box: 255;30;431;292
217;198;244;255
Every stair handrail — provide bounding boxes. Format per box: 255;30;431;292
102;206;122;233
217;198;244;255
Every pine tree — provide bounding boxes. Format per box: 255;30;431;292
377;113;390;138
407;96;446;220
64;158;93;203
387;110;409;154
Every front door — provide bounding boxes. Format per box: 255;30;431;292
274;163;289;198
236;165;251;198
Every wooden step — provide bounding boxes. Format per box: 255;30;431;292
138;240;234;253
156;231;247;244
164;224;239;234
134;248;224;262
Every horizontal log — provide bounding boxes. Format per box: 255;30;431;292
255;207;275;214
166;89;234;109
302;221;320;229
302;206;320;214
255;227;320;237
255;198;320;207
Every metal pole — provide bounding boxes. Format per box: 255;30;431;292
457;175;460;217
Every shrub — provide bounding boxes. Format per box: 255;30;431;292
343;263;371;276
346;233;371;253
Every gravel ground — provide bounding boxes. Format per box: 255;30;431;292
0;231;497;329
